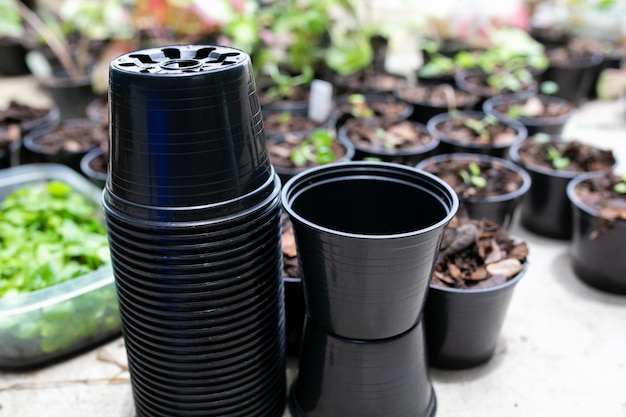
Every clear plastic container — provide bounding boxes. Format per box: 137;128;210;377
0;164;120;370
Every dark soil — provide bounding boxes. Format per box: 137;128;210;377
516;136;616;173
259;84;310;107
34;121;108;153
433;114;519;146
268;132;347;170
432;216;528;290
263;111;324;135
342;118;434;153
333;94;411;124
334;71;408;94
419;156;524;199
0;100;51;125
395;83;478;108
491;95;574;120
281;213;300;278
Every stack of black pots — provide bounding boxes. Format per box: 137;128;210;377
103;45;286;417
282;162;459;417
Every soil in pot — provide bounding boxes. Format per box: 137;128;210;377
267;129;353;184
339;117;437;165
394;83;480;124
511;134;616;239
427;111;526;157
332;93;412;132
24;119;108;172
483;93;575;136
455;68;538;109
333;70;409;95
263;110;327;136
432;216;528;290
417;153;530;228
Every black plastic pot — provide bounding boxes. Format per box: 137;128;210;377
567;172;626;294
104;45;286;417
22;118;104;173
416;153;532;229
424;262;527;369
0;38;30;76
40;73;100;120
80;147;107;188
289;317;436;417
331;92;413;132
281;161;458;340
283;276;306;357
483;92;575;136
540;51;603;106
337;119;439;166
427;110;527;158
509;139;615;240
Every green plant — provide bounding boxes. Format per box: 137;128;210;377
0;0;24;38
347;94;374;119
290;129;337;167
459;161;487;188
0;180;110;298
506;81;561;119
264;64;314;101
533;132;571;170
613;173;626;194
463;114;499;140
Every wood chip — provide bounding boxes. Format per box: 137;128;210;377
485;258;524;278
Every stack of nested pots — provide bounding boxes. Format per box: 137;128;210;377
103;45;286;417
281;161;459;417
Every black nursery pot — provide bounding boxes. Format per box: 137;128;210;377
281;161;458;340
427;110;527;158
40;74;100;120
483;92;575;136
416;153;532;229
567;172;626;295
80;147;107;188
289;317;436;417
424;262;527;369
540;53;603;106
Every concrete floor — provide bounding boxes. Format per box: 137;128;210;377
1;75;626;417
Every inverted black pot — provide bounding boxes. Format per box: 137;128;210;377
289;317;436;417
424;262;527;369
281;161;458;340
416;153;532;229
567;172;626;294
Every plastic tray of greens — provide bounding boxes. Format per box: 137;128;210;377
0;164;119;369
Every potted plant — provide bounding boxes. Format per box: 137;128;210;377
263;107;331;137
267;128;355;184
416;153;531;229
509;133;616;239
424;215;529;369
337;116;438;166
426;110;527;158
393;82;480;124
331;92;413;132
566;171;626;294
482;84;575;136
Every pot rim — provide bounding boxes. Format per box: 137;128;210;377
281;160;459;239
483;92;576;127
416;152;532;203
566;170;626;221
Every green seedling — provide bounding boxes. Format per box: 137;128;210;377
613;174;626;194
459;161;488;188
347;94;374;119
533;133;570;170
278;111;292;125
290;129;337;167
464;114;498;139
